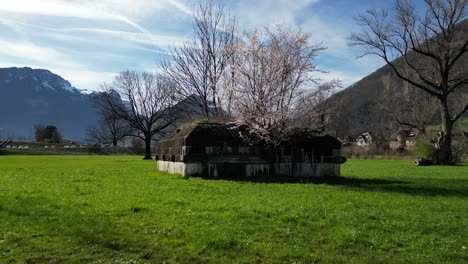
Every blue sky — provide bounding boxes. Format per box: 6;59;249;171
0;0;426;91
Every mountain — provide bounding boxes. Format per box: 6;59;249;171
0;67;104;141
326;19;468;139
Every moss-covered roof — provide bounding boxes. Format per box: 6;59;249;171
156;121;240;147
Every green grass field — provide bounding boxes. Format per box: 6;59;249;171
0;156;467;263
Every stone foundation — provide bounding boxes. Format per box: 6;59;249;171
157;161;203;176
157;160;339;177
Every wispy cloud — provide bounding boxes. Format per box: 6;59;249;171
0;0;389;91
53;69;117;90
0;0;152;33
0;0;190;90
0;18;187;48
0;39;83;69
231;0;320;28
167;0;193;16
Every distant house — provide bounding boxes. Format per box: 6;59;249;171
389;129;416;150
389;140;415;150
155;122;346;178
356;132;373;147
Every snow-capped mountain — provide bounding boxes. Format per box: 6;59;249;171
0;67;111;141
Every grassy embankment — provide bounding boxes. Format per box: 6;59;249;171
0;156;467;263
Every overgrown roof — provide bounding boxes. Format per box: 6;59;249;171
157;121;240;147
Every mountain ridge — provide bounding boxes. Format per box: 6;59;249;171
0;67;104;141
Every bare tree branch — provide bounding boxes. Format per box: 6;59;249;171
349;0;467;164
98;71;177;159
86;109;132;147
161;0;238;119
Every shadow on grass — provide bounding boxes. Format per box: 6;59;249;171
194;175;468;198
194;174;408;185
353;183;468;198
0;194;163;262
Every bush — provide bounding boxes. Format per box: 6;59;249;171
453;137;468;164
341;143;407;159
88;144;104;154
34;124;63;143
411;139;433;160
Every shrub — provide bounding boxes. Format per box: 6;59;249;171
34;124;63;143
453;137;468;164
411;139;433;160
88;144;104;154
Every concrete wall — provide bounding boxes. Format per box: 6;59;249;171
245;164;269;177
158;161;340;177
157;161;203;176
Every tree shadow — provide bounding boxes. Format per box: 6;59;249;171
194;175;468;198
0;194;164;262
194;174;407;185
350;183;468;198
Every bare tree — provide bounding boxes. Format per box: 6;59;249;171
99;71;177;159
86;110;132;147
294;81;341;135
161;0;238;119
230;25;328;147
380;73;437;135
350;0;467;164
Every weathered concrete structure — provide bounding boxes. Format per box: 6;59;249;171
155;122;345;178
275;131;345;177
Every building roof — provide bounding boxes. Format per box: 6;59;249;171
156;121;240;150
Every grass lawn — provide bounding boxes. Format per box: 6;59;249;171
0;156;467;263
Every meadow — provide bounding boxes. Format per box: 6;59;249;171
0;156;467;263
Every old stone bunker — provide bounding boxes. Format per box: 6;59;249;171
155;122;346;178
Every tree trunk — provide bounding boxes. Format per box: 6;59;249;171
212;94;218;118
267;145;278;176
143;135;152;160
205;102;211;120
434;97;454;165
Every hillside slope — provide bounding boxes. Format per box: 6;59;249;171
327;19;468;138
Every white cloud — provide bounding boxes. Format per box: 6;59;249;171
64;28;187;48
0;0;383;90
232;0;319;29
302;17;350;51
0;0;152;33
80;0;192;18
314;70;366;89
0;0;195;91
167;0;193;15
0;0;192;31
54;69;117;90
0;39;83;69
0;15;187;52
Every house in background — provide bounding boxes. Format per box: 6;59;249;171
389;129;416;150
356;132;373;147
